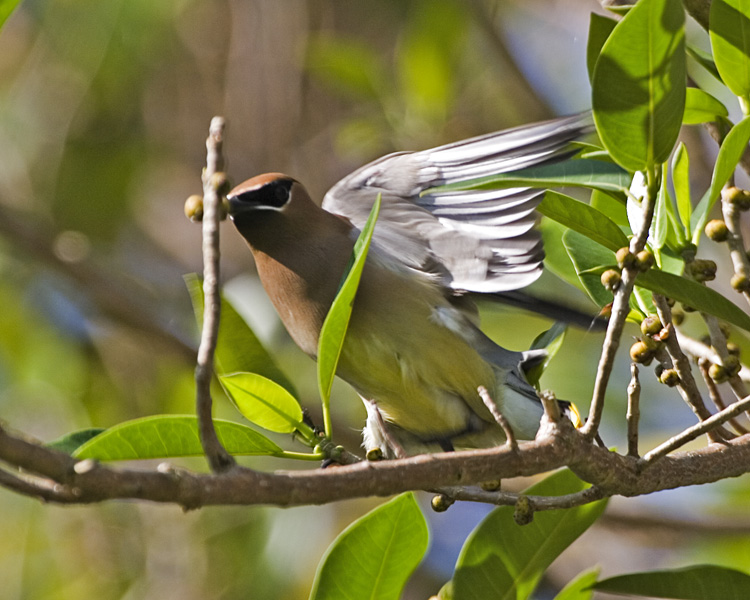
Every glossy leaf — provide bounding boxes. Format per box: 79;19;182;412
710;0;750;100
671;142;691;233
555;568;600;600
540;220;588;295
563;230;616;308
221;372;304;434
73;415;283;460
691;116;750;242
683;88;729;125
651;171;669;250
636;270;750;331
595;565;750;599
47;428;106;454
434;159;631;195
586;13;618;82
452;469;608;600
590;188;630;227
309;493;428;600
539;190;629;252
526;322;567;388
592;0;686;171
318;194;381;424
185;274;297;396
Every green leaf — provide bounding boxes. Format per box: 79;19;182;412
433;159;631;196
710;0;750;100
651;170;669;250
587;13;618;82
592;0;686;171
525;322;567;389
185;274;297;396
317;194;381;425
0;0;20;30
690;116;750;241
540;220;588;294
636;269;750;331
539;191;629;252
591;188;630;227
595;565;750;599
73;415;283;460
309;493;428;600
452;469;608;600
555;568;600;600
671;142;691;233
687;45;723;82
221;372;304;434
683;88;729;125
47;428;106;454
563;230;617;308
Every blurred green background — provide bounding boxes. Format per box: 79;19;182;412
1;1;749;598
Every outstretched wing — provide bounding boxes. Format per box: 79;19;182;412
322;112;593;292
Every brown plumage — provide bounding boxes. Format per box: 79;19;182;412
227;114;591;456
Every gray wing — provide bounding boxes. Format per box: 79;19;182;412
322;112;593;293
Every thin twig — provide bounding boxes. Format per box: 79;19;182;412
582;171;657;440
720;187;750;307
195;117;235;473
676;332;750;382
640;394;750;466
653;296;731;442
479;385;518;451
627;363;640;458
434;483;606;512
698;359;750;435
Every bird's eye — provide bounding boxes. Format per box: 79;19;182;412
274;184;290;204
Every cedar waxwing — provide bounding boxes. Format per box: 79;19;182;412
227;113;591;457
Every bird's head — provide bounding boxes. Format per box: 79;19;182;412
226;173;297;218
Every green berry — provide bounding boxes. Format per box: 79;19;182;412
705;219;729;242
601;269;621;292
616;247;637;269
184;195;204;222
641;315;662;336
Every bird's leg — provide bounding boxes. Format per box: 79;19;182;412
363;398;408;459
477;386;518;451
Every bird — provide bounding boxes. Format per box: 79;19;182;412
226;113;592;458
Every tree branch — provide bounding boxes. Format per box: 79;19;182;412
195;117;235;472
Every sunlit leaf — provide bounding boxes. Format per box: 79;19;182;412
636;270;750;331
555;568;600;600
683;88;729;125
690;116;750;242
526;322;567;388
435;159;631;195
563;230;616;307
595;565;750;599
590;188;630;227
687;45;722;81
651;172;669;250
452;469;608;600
309;493;428;600
318;194;381;420
710;0;750;100
592;0;686;171
73;415;283;460
221;372;304;434
540;220;588;294
185;274;297;396
47;428;106;454
539;190;629;252
671;142;691;233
